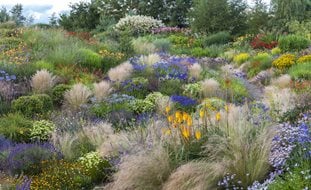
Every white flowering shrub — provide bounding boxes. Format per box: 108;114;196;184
115;15;164;35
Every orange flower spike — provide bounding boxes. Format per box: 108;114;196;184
216;112;221;121
195;130;202;140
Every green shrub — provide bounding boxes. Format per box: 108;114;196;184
51;84;71;105
0;100;11;115
30;120;56;141
76;48;102;70
203;31;231;46
153;38;171;52
190;47;210;57
206;45;226;58
31;160;93;190
130;99;155;114
12;94;53;118
118;30;135;56
278;35;310;52
71;135;96;160
34;61;55;72
0;113;33;142
288;62;311;80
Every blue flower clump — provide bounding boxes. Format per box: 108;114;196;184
153;60;189;80
170;95;197;107
0;70;16;82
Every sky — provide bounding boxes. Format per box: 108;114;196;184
0;0;270;24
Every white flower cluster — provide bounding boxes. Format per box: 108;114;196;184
115;15;164;34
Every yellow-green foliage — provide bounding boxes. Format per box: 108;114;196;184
297;54;311;63
233;53;250;65
272;54;296;70
271;47;281;55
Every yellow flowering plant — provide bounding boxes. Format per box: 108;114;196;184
272;53;296;70
233;53;250;65
297;54;311;64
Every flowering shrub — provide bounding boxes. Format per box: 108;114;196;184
78;151;111;182
297;54;311;63
233;53;250;65
30;120;55;141
120;77;149;99
250;34;278;49
151;27;184;34
272;54;296;70
130;99;155;114
183;83;202;99
30;160;93;190
115;15;164;35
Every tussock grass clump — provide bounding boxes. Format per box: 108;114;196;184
93;81;113;102
64;83;92;110
108;146;172;190
31;69;56;94
189;63;202;80
108;62;133;83
201;78;220;97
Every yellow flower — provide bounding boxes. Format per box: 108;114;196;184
195;130;201;140
181;127;190;139
182;112;189;121
216;112;221;121
187;117;193;126
165;106;170;114
167;115;173;123
199;109;205;118
175;111;182;120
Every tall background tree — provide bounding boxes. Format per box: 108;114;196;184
247;0;270;34
190;0;248;35
10;4;26;26
270;0;311;27
0;7;10;23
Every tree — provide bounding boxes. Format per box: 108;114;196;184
0;6;10;23
190;0;230;34
10;4;26;26
271;0;311;23
59;0;100;31
49;12;58;27
247;0;270;34
190;0;247;35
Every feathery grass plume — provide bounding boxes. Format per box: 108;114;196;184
263;86;297;118
97;120;165;158
163;161;225;190
155;95;170;114
139;53;161;65
51;132;77;160
108;61;133;83
189;63;202;80
64;83;92;110
93;81;113;102
108;146;172;190
271;74;292;89
202;105;276;188
31;69;56;94
82;122;114;148
201;78;220;98
132;38;156;55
